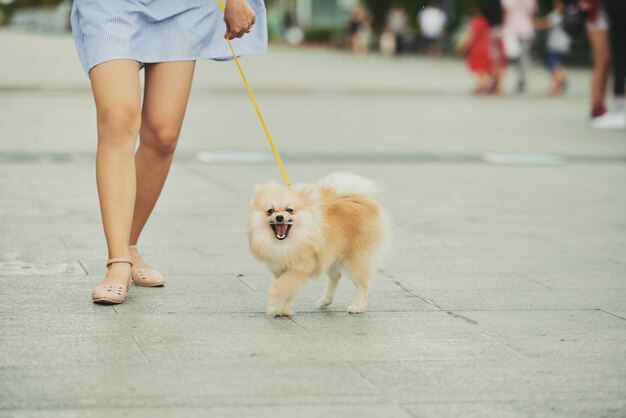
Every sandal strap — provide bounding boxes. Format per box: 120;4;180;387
106;258;133;268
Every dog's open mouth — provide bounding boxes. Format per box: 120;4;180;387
270;222;293;240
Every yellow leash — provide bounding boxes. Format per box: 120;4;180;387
215;0;292;187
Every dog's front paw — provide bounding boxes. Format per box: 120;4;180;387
267;309;293;317
266;305;293;317
317;296;333;308
266;304;280;316
347;304;366;314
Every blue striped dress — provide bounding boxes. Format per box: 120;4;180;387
71;0;267;76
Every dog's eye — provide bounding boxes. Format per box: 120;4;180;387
286;208;294;214
266;208;274;215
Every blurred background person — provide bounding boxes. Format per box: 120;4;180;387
580;0;611;122
417;1;447;56
458;6;494;94
502;0;538;94
379;29;396;55
536;0;571;95
386;3;409;55
480;0;507;94
593;0;625;129
346;6;373;54
282;9;304;46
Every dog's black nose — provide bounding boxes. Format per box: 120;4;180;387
275;215;284;223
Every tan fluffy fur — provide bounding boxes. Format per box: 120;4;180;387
247;172;389;316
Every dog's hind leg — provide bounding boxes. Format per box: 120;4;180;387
267;270;309;317
317;269;341;308
345;258;370;314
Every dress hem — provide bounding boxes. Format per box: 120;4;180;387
84;46;268;78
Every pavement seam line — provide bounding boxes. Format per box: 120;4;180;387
598;309;626;321
389;277;444;310
344;362;379;393
385;272;480;325
59;236;69;250
480;331;528;359
287;317;310;333
77;260;89;276
237;275;256;291
131;335;151;363
398;403;419;418
512;272;552;289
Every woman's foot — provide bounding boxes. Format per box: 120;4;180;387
129;245;152;271
129;245;166;286
101;262;132;285
92;258;133;304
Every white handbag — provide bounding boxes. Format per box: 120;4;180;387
502;31;522;60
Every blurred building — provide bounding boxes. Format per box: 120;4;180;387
3;0;70;31
267;0;357;33
300;0;358;28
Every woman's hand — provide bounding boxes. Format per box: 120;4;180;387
223;0;256;40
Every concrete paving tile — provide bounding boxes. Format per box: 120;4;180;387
291;311;478;335
459;309;626;332
484;329;626;360
0;276;116;316
0;250;84;276
403;400;626;418
0;362;377;409
127;274;253;293
0;313;302;339
411;289;626;311
0;404;416;418
350;359;626;402
519;271;626;289
382;271;546;290
0;335;147;367
134;329;517;363
458;309;626;359
386;250;622;277
106;287;267;315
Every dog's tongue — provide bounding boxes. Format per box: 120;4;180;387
275;223;288;236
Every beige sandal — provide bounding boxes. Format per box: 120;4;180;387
129;245;166;287
91;258;133;305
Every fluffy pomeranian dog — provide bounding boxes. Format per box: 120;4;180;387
247;172;389;316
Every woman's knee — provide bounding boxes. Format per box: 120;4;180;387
97;105;141;142
140;122;180;157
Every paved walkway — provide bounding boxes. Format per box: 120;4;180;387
1;29;626;418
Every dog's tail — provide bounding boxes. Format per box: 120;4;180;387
317;172;380;196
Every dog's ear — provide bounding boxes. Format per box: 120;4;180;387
293;183;320;201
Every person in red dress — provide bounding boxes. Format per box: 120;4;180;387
462;9;495;94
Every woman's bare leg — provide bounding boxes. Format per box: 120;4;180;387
129;61;196;268
588;28;611;111
89;60;142;285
